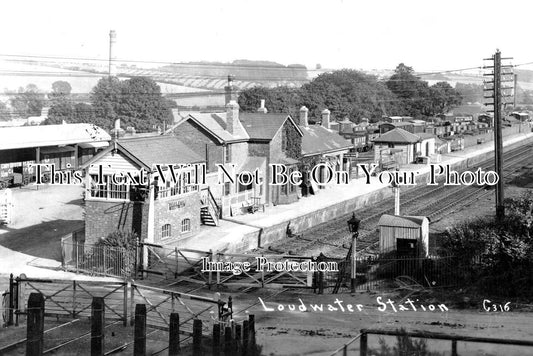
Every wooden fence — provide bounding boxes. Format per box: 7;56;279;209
8;292;257;356
4;274;231;332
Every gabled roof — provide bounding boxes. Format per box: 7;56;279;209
378;214;428;228
0;123;110;150
373;128;420;144
167;112;249;143
416;132;436;140
239;113;303;140
81;136;203;171
300;125;353;157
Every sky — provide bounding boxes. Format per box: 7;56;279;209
1;0;532;72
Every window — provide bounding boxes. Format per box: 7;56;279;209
89;174;130;200
161;224;171;239
157;166;198;199
388;143;395;148
225;144;232;163
181;219;191;233
237;173;253;193
224;182;231;196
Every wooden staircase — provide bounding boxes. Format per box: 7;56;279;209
200;187;220;226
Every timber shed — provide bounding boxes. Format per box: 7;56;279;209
378;214;429;257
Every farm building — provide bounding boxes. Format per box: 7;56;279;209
378;214;429;257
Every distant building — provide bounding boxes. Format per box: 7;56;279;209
373;128;435;165
378;214;429;257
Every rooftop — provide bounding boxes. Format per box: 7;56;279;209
378;214;428;228
0;123;110;150
240;113;302;140
373;128;421;144
300;125;353;156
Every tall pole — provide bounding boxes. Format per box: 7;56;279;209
350;232;357;293
493;50;505;220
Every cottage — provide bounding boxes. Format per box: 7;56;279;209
378;214;429;257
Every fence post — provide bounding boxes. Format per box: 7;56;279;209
225;326;234;355
242;320;249;356
8;273;14;326
318;270;324;294
249;315;256;355
91;297;105;356
235;323;242;354
134;304;147;356
130;284;135;326
75;241;79;273
212;323;221;356
72;281;77;319
208;249;213;290
15;276;20;326
169;313;180;356
26;292;44;356
123;281;128;326
192;319;202;356
451;339;458;356
360;331;367;356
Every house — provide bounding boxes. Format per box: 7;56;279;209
81;135;211;247
378;214;429;256
165;78;303;217
298;107;353;190
372;128;436;165
379;122;415;134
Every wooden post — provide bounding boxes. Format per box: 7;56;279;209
26;293;44;356
169;313;180;356
130;284;135;326
224;326;233;355
242;320;249;356
208;249;213;290
192;319;202;356
451;340;458;356
318;270;324;295
91;297;105;356
72;281;77;319
212;323;221;356
134;304;147;356
123;281;128;326
235;324;242;354
8;273;14;326
360;331;367;356
249;315;256;355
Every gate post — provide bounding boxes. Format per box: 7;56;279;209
134;304;147;356
360;330;368;356
26;293;45;356
8;273;14;326
91;297;105;356
192;319;202;356
169;313;180;356
212;323;221;356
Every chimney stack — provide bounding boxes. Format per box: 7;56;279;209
109;30;116;77
321;109;331;129
226;100;240;134
257;99;268;113
224;75;238;105
300;106;309;127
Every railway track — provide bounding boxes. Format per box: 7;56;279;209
264;143;533;259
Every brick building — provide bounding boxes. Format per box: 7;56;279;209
81;135;213;246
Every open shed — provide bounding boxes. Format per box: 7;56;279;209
378;214;429;257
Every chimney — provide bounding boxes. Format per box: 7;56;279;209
300;106;309;127
321;109;331;129
257;99;268;114
226;100;240;135
109;30;116;77
224;75;238;105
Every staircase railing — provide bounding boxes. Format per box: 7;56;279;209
200;187;221;225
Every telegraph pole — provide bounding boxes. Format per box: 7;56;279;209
483;50;514;221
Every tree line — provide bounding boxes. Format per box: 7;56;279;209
239;64;464;122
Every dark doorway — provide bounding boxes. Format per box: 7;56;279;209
397;238;417;257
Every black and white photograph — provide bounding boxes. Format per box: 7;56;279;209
0;1;532;355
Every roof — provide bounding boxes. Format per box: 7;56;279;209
239;156;266;172
300;125;353;156
174;112;249;143
381;122;413;127
416;132;436;140
0;123;110;150
378;214;428;228
118;136;204;168
239;113;303;140
373;128;421;144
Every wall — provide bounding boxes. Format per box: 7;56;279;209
85;200;148;245
153;192;201;245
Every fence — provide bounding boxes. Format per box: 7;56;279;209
4;274;231;332
321;253;458;293
4;292;256;356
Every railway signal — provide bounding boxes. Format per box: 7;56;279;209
483;49;513;220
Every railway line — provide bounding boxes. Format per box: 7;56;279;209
263;143;533;259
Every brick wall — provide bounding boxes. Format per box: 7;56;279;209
85;200;148;245
153;192;201;245
169;120;223;172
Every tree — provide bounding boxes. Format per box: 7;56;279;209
49;80;72;100
428;82;462;115
10;84;45;118
90;76;172;131
46;81;75;125
0;101;11;121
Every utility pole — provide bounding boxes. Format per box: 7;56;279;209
483;50;514;221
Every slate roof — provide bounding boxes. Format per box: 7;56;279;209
118;136;204;168
239;113;302;140
378;214;427;228
0;123;110;150
239;156;266;172
167;112;249;143
300;125;353;157
373;128;420;144
416;132;436;140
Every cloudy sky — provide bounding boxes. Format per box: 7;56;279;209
1;0;531;72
